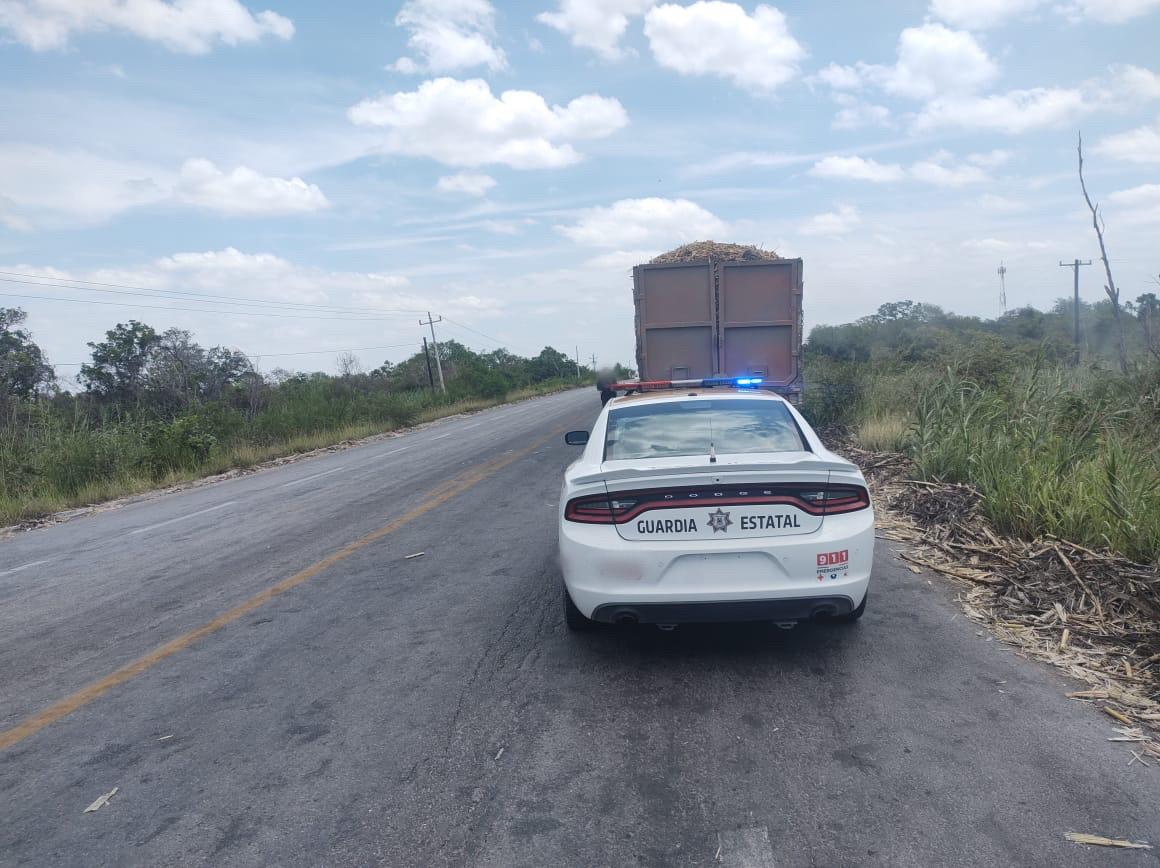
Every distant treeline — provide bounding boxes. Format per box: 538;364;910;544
0;309;605;524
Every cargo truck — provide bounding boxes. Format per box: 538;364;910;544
614;243;804;403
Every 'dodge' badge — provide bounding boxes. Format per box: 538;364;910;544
707;508;733;533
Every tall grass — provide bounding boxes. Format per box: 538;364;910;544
0;379;577;526
908;364;1160;562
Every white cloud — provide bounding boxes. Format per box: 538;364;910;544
644;1;806;93
930;0;1042;30
814;62;864;90
0;0;293;53
961;237;1053;252
537;0;654;59
909;152;989;187
584;249;660;270
390;0;506;74
914;86;1087;133
832;101;892;130
809;152;989;186
1059;0;1160;22
822;23;997;101
435;172;497;195
348;78;628;169
1107;183;1160;223
34;248;412;309
449;293;506;315
976;193;1027;212
967;149;1013;168
0;143;169;224
932;0;1160;28
1094;121;1160;163
915;65;1159;133
558;197;727;248
809;156;905;183
799;204;860;237
1100;64;1160;102
175;158;329;216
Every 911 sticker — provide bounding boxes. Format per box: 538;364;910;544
817;549;849;582
817;550;849;567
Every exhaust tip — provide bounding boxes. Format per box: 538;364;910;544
811;605;838;621
614;611;639;626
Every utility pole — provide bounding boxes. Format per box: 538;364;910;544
575;345;581;381
590;353;598;371
997;262;1007;313
1059;259;1092;353
420;312;446;393
421;336;435;390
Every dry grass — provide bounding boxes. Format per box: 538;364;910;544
856;411;909;453
835;436;1160;764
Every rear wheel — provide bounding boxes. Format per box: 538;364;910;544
563;586;594;631
836;593;867;623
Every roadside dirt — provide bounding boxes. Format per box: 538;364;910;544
836;435;1160;766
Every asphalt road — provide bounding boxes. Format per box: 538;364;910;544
1;387;1156;867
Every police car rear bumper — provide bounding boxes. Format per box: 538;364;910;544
559;510;873;620
590;595;855;624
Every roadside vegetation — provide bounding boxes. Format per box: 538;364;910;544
803;296;1160;564
0;309;602;526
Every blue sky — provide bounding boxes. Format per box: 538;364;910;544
1;0;1158;380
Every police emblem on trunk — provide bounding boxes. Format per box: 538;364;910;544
707;508;733;533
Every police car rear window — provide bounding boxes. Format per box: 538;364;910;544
603;400;807;461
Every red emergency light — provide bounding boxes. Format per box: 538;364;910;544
606;376;765;392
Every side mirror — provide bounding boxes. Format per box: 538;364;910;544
564;430;590;446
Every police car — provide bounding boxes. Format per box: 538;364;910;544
559;378;874;630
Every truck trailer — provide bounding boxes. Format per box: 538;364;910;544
624;243;804;402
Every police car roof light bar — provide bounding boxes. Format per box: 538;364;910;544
608;376;765;391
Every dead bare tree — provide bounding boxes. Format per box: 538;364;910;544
1077;131;1129;375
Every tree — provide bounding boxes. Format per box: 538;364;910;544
80;320;159;402
1130;291;1160;359
1077;131;1129;375
0;307;53;400
145;328;252;410
337;352;363;378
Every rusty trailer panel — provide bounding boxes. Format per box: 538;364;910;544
631;256;803;396
632;261;717;380
718;259;803;388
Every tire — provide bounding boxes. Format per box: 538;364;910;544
563;585;594;632
836;593;867;623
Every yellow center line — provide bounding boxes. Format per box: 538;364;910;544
0;430;563;752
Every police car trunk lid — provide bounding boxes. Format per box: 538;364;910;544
596;452;839;543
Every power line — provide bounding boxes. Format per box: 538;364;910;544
442;315;529;353
0;270;427;317
0;291;424;323
49;342;422;367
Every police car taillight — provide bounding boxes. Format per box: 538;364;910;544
816;486;871;515
564;494;639;524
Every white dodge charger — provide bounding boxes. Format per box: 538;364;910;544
558;383;874;631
